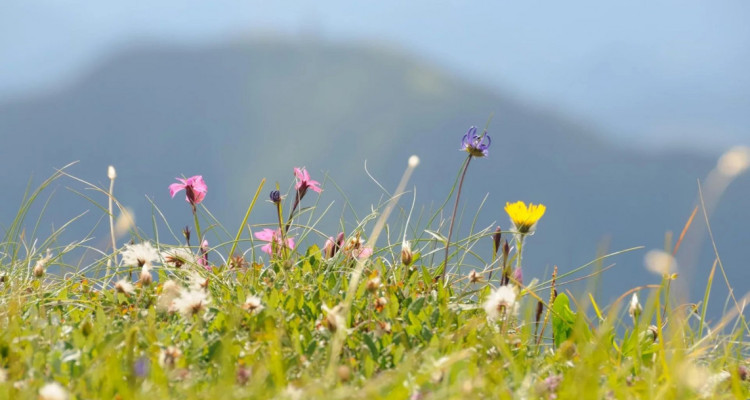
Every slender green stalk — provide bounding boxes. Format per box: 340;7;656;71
228;179;266;261
441;154;472;283
192;206;202;246
106;166;117;281
327;155;419;382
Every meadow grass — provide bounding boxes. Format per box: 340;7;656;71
0;153;747;400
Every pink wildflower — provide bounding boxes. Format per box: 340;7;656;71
346;237;373;259
254;229;295;256
353;246;373;259
294;168;322;194
169;176;207;206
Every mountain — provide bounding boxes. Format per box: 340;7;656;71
1;38;747;315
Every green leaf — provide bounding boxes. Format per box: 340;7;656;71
551;293;576;348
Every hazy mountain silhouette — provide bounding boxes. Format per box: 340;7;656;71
1;38;747;313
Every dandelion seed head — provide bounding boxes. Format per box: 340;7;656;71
121;242;159;267
39;382;68;400
483;285;518;321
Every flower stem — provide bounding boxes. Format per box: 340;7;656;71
511;234;525;285
192;205;202;246
285;191;301;234
440;155;472;283
106;171;116;284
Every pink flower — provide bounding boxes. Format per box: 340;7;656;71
169;176;207;205
345;237;373;259
254;229;295;256
294;168;322;194
353;246;373;259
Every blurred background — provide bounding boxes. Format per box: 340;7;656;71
1;1;748;315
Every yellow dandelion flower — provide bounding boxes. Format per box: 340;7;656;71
505;201;546;234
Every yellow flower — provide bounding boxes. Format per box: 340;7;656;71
505;201;546;234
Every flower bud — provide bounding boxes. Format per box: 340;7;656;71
33;263;45;278
366;276;381;293
401;241;413;266
323;237;336;259
629;293;642;321
107;165;117;180
269;190;281;204
512;267;523;286
492;226;502;254
337;365;351;382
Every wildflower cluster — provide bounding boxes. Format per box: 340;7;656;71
0;126;742;399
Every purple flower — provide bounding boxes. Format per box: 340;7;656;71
269;190;282;204
461;126;491;157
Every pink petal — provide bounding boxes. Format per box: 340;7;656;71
169;182;185;198
308;179;322;193
286;237;295;250
356;247;373;259
191;190;206;205
260;243;273;255
253;229;276;242
188;175;207;194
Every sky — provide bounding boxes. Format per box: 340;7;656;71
1;1;749;152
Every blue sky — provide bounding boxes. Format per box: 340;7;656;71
2;0;748;152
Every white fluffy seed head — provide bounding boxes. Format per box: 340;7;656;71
408;155;420;168
39;382;68;400
107;165;117;180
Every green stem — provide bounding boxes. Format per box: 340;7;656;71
513;234;525;284
192;205;202;246
441;155;472;283
228;179;265;261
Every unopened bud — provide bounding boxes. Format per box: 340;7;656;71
81;319;93;337
492;226;502;254
108;165;117;180
33;263;45;278
739;365;748;381
502;240;510;258
269;190;281;204
401;241;413;266
337;365;351;382
324;237;336;259
32;251;52;278
366;277;381;293
629;293;642;321
512;267;523;286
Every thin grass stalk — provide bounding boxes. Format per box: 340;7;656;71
106;166;117;280
326;155;419;382
440;154;471;283
228;179;265;261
